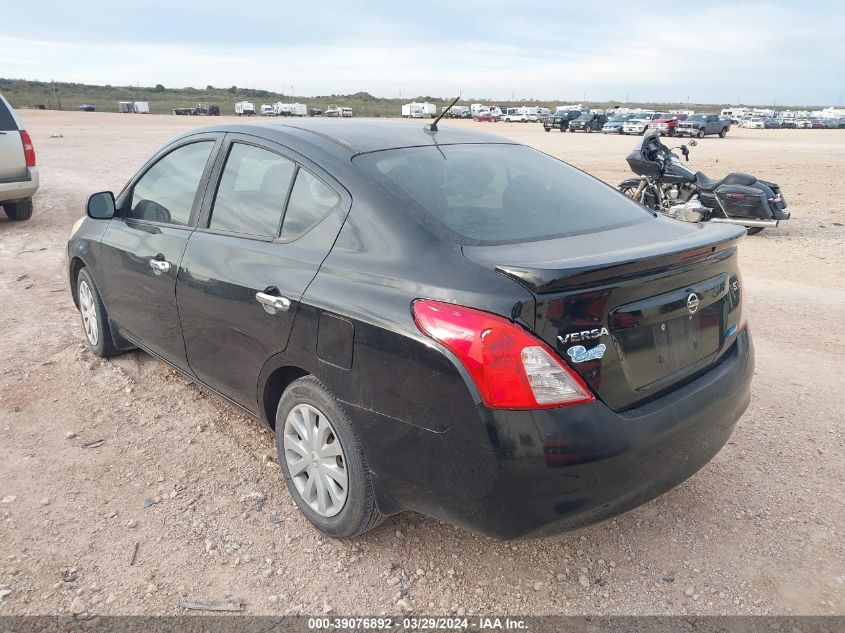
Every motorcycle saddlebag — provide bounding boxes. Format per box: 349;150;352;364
714;183;777;221
760;180;789;219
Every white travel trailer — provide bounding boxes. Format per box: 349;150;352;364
289;103;307;117
402;102;436;118
274;103;292;116
234;101;256;116
133;101;150;114
118;101;133;113
340;107;353;118
402;103;420;117
471;103;487;116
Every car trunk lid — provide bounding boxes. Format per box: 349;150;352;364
462;219;746;411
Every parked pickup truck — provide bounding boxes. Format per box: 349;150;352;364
647;114;688;136
675;114;731;138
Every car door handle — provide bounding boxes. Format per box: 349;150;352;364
255;292;291;313
148;258;171;275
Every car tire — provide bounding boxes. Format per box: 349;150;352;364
544;128;550;132
719;128;728;138
697;129;705;138
276;376;385;539
3;198;33;221
76;268;121;358
585;126;592;133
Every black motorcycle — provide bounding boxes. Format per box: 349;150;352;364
618;131;789;234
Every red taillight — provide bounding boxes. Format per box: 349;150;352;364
412;299;594;410
20;130;36;167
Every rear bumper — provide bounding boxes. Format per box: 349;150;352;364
355;329;753;539
0;167;39;202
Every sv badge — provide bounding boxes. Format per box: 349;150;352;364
567;344;607;363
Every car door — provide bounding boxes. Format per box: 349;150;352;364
707;115;718;134
97;134;222;371
176;134;350;409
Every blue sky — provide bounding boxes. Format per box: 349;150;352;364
2;0;843;105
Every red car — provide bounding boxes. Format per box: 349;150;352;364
474;112;499;122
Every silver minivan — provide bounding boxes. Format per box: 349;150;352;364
0;93;39;221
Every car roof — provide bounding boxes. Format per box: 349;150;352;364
186;119;511;158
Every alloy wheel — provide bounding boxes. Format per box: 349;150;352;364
283;403;348;517
78;280;99;346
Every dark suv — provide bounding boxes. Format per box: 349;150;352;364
68;121;753;540
543;109;583;132
568;112;608;133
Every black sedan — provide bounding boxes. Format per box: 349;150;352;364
68;120;753;539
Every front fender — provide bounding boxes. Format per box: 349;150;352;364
618;177;642;190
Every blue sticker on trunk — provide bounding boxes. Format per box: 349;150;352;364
567;344;607;363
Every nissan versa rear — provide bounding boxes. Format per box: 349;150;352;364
67;120;753;539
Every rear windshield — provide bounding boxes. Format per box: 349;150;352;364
0;97;18;131
353;144;651;245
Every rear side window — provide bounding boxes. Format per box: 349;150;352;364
353;144;650;245
209;143;296;237
280;170;340;240
0;97;18;131
128;141;214;225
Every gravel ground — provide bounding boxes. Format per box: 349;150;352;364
0;112;843;617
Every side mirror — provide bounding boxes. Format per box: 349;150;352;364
87;191;116;219
688;139;698;147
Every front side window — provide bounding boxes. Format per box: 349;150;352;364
354;144;651;245
128;141;214;224
209;143;296;237
280;170;340;240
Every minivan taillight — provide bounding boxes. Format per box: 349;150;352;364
413;299;594;410
20;130;36;167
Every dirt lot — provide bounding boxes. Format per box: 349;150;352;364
1;111;843;617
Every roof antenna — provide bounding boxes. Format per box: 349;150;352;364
426;95;460;133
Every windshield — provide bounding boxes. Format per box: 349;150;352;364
576;113;592;120
607;116;624;123
687;114;706;121
353;144;651;245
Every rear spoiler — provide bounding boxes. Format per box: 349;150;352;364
494;234;743;294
